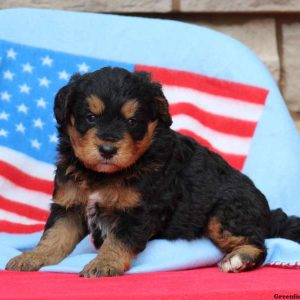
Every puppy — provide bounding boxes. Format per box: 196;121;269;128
6;67;300;277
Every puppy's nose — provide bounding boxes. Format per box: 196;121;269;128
99;144;117;159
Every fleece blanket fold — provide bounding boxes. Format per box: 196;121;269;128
0;8;300;274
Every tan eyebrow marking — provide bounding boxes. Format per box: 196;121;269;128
121;99;138;119
87;95;105;115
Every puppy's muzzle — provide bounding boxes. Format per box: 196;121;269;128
99;144;117;159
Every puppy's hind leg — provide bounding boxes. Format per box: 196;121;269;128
6;204;87;271
206;217;267;272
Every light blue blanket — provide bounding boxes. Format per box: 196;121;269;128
1;232;300;273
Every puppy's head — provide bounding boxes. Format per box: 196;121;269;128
54;67;172;173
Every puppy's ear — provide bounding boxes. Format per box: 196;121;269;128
154;95;173;127
54;74;81;126
148;81;172;127
134;71;172;127
54;84;73;126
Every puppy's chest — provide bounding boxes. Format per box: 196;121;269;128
55;174;141;238
86;198;118;240
86;182;140;236
55;176;140;209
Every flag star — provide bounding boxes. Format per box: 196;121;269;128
36;97;47;108
16;122;26;134
49;134;58;143
3;70;14;80
19;83;31;94
77;62;90;73
41;55;53;67
17;103;29;114
0;111;10;120
1;91;11;102
0;129;9;137
38;77;51;88
7;48;17;60
31;139;41;150
58;70;70;81
33;118;44;129
22;63;33;73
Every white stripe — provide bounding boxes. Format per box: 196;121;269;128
0;208;44;225
0;146;55;181
163;85;264;122
0;176;51;211
172;115;251;155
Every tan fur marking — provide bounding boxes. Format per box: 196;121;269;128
65;164;76;176
89;180;140;210
54;179;88;208
36;211;85;262
206;217;248;252
80;234;136;277
121;99;138;119
99;234;136;271
70;115;75;126
6;210;86;271
115;121;158;169
87;95;105;115
68;125;102;166
206;217;263;261
136;120;158;154
233;244;263;258
113;132;136;168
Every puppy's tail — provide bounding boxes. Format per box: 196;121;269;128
268;208;300;243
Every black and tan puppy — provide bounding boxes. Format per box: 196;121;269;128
6;67;300;277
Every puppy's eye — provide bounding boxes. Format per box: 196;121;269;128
127;118;137;127
86;113;96;123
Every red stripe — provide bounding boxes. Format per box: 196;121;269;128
0;221;44;233
135;65;268;105
170;103;256;137
0;160;53;195
0;195;49;222
178;129;245;170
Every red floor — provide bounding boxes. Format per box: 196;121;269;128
0;267;299;300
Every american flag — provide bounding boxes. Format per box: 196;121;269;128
0;40;268;234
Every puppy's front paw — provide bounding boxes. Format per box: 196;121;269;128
79;260;124;278
5;252;45;271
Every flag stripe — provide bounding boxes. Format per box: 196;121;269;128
0;161;54;195
0;176;51;211
135;65;269;105
178;129;245;170
0;221;44;234
0;146;55;181
163;85;264;122
0;195;49;222
0;208;45;225
172;115;251;155
169;103;256;137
